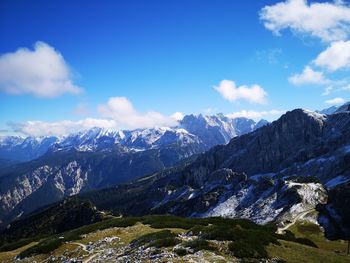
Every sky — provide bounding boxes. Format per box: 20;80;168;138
1;0;350;136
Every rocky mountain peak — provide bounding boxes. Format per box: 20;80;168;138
335;101;350;113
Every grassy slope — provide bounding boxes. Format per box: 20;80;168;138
267;220;349;263
289;221;348;252
267;240;348;263
0;216;349;262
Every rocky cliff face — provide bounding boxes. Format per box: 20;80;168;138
2;107;350;235
179;114;262;149
0;146;197;226
72;108;350;234
317;181;350;240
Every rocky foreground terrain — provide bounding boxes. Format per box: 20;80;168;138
0;215;348;263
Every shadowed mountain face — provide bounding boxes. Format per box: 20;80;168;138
317;182;350;240
0;198;102;244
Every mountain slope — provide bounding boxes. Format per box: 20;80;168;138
0;114;266;226
70;108;350;233
3;106;350;237
1;106;350;261
0;145;199;226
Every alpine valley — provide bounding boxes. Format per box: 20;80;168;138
0;114;266;226
0;105;350;262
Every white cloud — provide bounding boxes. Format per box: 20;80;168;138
0;41;82;98
11;118;117;137
260;0;350;42
8;97;183;136
226;109;285;119
288;66;329;85
325;97;346;104
97;97;179;129
313;40;350;71
214;80;268;104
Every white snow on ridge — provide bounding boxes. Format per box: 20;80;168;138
286;181;326;207
302;109;326;121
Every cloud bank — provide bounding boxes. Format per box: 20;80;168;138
0;41;82;98
97;97;180;129
288;66;329;85
10;118;117;137
9;97;183;136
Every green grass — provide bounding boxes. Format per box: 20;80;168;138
149;237;180;248
140;215;265;231
228;241;268;259
18;216;140;258
183;238;216;252
15;215;277;259
297;223;322;235
187;220;280;258
9;215;349;262
288;221;348;254
0;237;37;252
279;230;318;248
131;229;179;248
267;240;349;263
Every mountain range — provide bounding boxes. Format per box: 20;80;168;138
1;104;350;244
0;114;266;226
68;107;350;239
0;114;267;162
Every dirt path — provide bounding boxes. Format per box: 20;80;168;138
71;242;89;253
83;252;100;263
277;208;315;234
71;242;102;263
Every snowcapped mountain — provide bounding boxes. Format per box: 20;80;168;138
179;114;265;149
1;105;350;240
335;101;350;113
0;136;58;161
317;105;339;115
0;114;267;162
0;113;268;225
64;106;350;239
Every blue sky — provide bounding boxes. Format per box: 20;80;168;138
1;0;350;136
